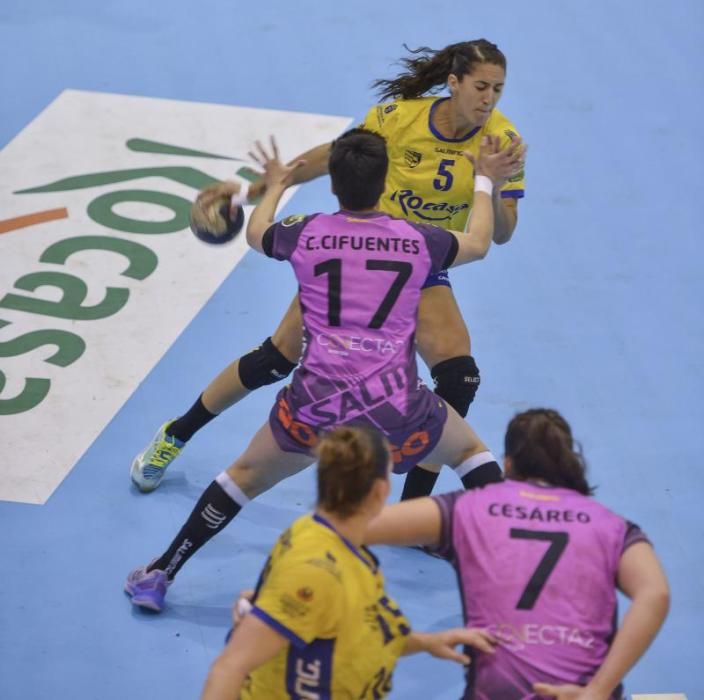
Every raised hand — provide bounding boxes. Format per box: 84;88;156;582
248;136;306;191
464;134;527;187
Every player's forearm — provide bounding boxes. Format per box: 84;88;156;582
200;656;246;700
246;182;287;251
288;142;331;185
467;190;494;254
491;193;517;245
365;499;442;547
586;588;669;696
452;189;494;265
401;631;434;656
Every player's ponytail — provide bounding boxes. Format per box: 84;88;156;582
504;409;594;495
372;40;506;101
317;426;390;517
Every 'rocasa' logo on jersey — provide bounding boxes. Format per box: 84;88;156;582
388;189;469;222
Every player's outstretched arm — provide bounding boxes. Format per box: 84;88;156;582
200;613;287;700
490;134;525;245
287;142;331;184
365;497;442;547
446;134;526;260
445;136;497;265
493;193;519;245
402;628;497;663
246;137;307;252
247;142;332;200
533;541;670;700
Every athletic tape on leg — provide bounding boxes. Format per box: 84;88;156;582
454;451;497;479
216;471;250;507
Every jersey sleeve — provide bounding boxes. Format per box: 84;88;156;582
408;221;459;271
622;520;651;554
429;490;465;560
250;559;343;648
261;213;315;260
360;101;401;138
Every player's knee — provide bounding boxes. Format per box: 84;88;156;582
238;337;296;390
431;355;480;418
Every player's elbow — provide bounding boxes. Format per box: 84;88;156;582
492;230;513;246
469;241;491;261
475;242;491;260
635;583;671;622
492;217;518;245
455;242;490;266
648;586;671;617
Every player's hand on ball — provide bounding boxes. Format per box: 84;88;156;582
196;180;242;211
190;180;246;244
248;136;306;191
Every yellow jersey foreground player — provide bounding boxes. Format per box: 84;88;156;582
201;427;496;699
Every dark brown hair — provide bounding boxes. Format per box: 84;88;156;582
329;128;388;210
316;425;390;517
372;39;507;101
504;409;594;495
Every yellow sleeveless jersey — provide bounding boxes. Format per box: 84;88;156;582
362;97;525;232
242;513;411;699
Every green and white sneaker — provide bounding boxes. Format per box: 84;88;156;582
130;421;185;492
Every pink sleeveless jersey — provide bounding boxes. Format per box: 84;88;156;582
433;480;649;699
263;211;455;460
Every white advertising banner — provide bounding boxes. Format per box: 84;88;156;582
0;89;351;504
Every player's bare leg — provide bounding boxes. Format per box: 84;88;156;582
402;285;480;499
423;404;502;489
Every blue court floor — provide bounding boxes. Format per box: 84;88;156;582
1;1;702;698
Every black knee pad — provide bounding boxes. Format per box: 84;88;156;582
431;355;480;418
238;337;296;390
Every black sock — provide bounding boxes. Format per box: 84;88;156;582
460;461;503;490
400;466;441;500
167;394;217;442
149;478;242;579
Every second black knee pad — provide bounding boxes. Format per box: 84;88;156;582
238;337;296;390
431;355;480;418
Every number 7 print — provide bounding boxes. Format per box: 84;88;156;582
509;529;569;610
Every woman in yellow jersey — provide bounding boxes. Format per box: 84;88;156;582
131;39;526;500
200;425;496;700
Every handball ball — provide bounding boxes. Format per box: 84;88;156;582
190;192;246;245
